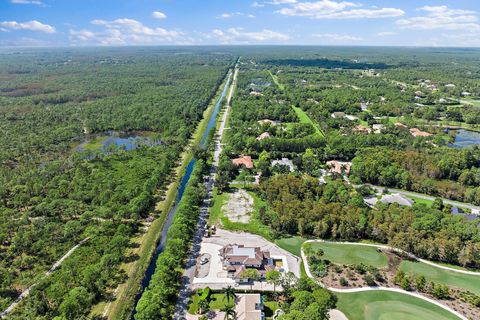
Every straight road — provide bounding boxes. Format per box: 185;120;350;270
173;65;239;320
368;185;480;213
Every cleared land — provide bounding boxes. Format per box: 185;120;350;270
267;70;285;90
307;242;388;268
400;261;480;295
336;291;461;320
291;105;324;136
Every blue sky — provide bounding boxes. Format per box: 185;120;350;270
1;0;479;47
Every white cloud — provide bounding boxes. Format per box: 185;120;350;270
252;1;265;8
276;0;404;19
270;0;297;4
204;28;289;43
377;31;396;36
217;12;256;19
70;18;182;45
313;33;363;41
10;0;43;5
396;6;480;31
152;11;167;19
0;20;55;33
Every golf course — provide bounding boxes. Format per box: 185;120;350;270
335;291;462;320
306;242;388;268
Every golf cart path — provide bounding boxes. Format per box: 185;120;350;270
301;240;471;320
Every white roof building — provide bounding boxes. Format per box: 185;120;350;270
271;158;294;172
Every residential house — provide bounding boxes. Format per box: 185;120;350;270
462;92;472;96
257;119;277;126
331;112;346;119
410;128;432;137
365;193;414;207
326;160;351;174
256;132;271;141
353;125;372;134
271;158;295;172
236;294;264;320
372;124;385;134
232;156;254;169
219;244;274;283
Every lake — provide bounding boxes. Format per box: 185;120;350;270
448;129;480;148
77;132;163;154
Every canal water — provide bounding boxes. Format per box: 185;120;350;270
448;129;480;148
131;70;232;317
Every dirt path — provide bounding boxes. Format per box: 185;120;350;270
0;237;90;319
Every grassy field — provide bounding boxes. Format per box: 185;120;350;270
336;291;461;320
307;242;388;268
267;70;285;90
291;105;324;136
209;187;274;241
400;261;480;295
275;237;306;257
408;195;434;207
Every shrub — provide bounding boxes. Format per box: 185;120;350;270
339;277;348;286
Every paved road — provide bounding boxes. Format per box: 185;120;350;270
173;65;239;320
301;240;470;320
368;184;480;213
0;237;90;318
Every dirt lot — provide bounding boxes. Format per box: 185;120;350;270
222;189;253;223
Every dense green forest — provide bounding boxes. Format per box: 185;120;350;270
0;48;233;319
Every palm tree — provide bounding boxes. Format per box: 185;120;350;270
223;286;236;304
198;298;209;315
222;305;237;320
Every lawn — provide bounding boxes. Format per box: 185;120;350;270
307;242;388;268
408;195;434;207
291;105;324;136
188;292;233;315
400;261;480;295
336;291;461;320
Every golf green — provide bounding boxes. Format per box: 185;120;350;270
336;291;461;320
400;260;480;295
308;242;388;268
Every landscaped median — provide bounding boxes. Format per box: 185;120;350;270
301;240;480;320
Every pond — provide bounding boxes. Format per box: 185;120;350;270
77;132;163;154
448;129;480;148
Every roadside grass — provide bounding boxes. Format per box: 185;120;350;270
188;292;233;315
291;105;324;137
307;242;388;269
105;69;231;320
267;70;285;91
400;260;480;295
335;291;461;320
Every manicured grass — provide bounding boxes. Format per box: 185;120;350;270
275;237;307;277
264;300;280;319
275;237;306;257
307;242;388;268
188;293;233;315
400;261;480;295
408;195;434;207
336;291;461;320
291;105;324;136
209;187;273;240
268;70;285;90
